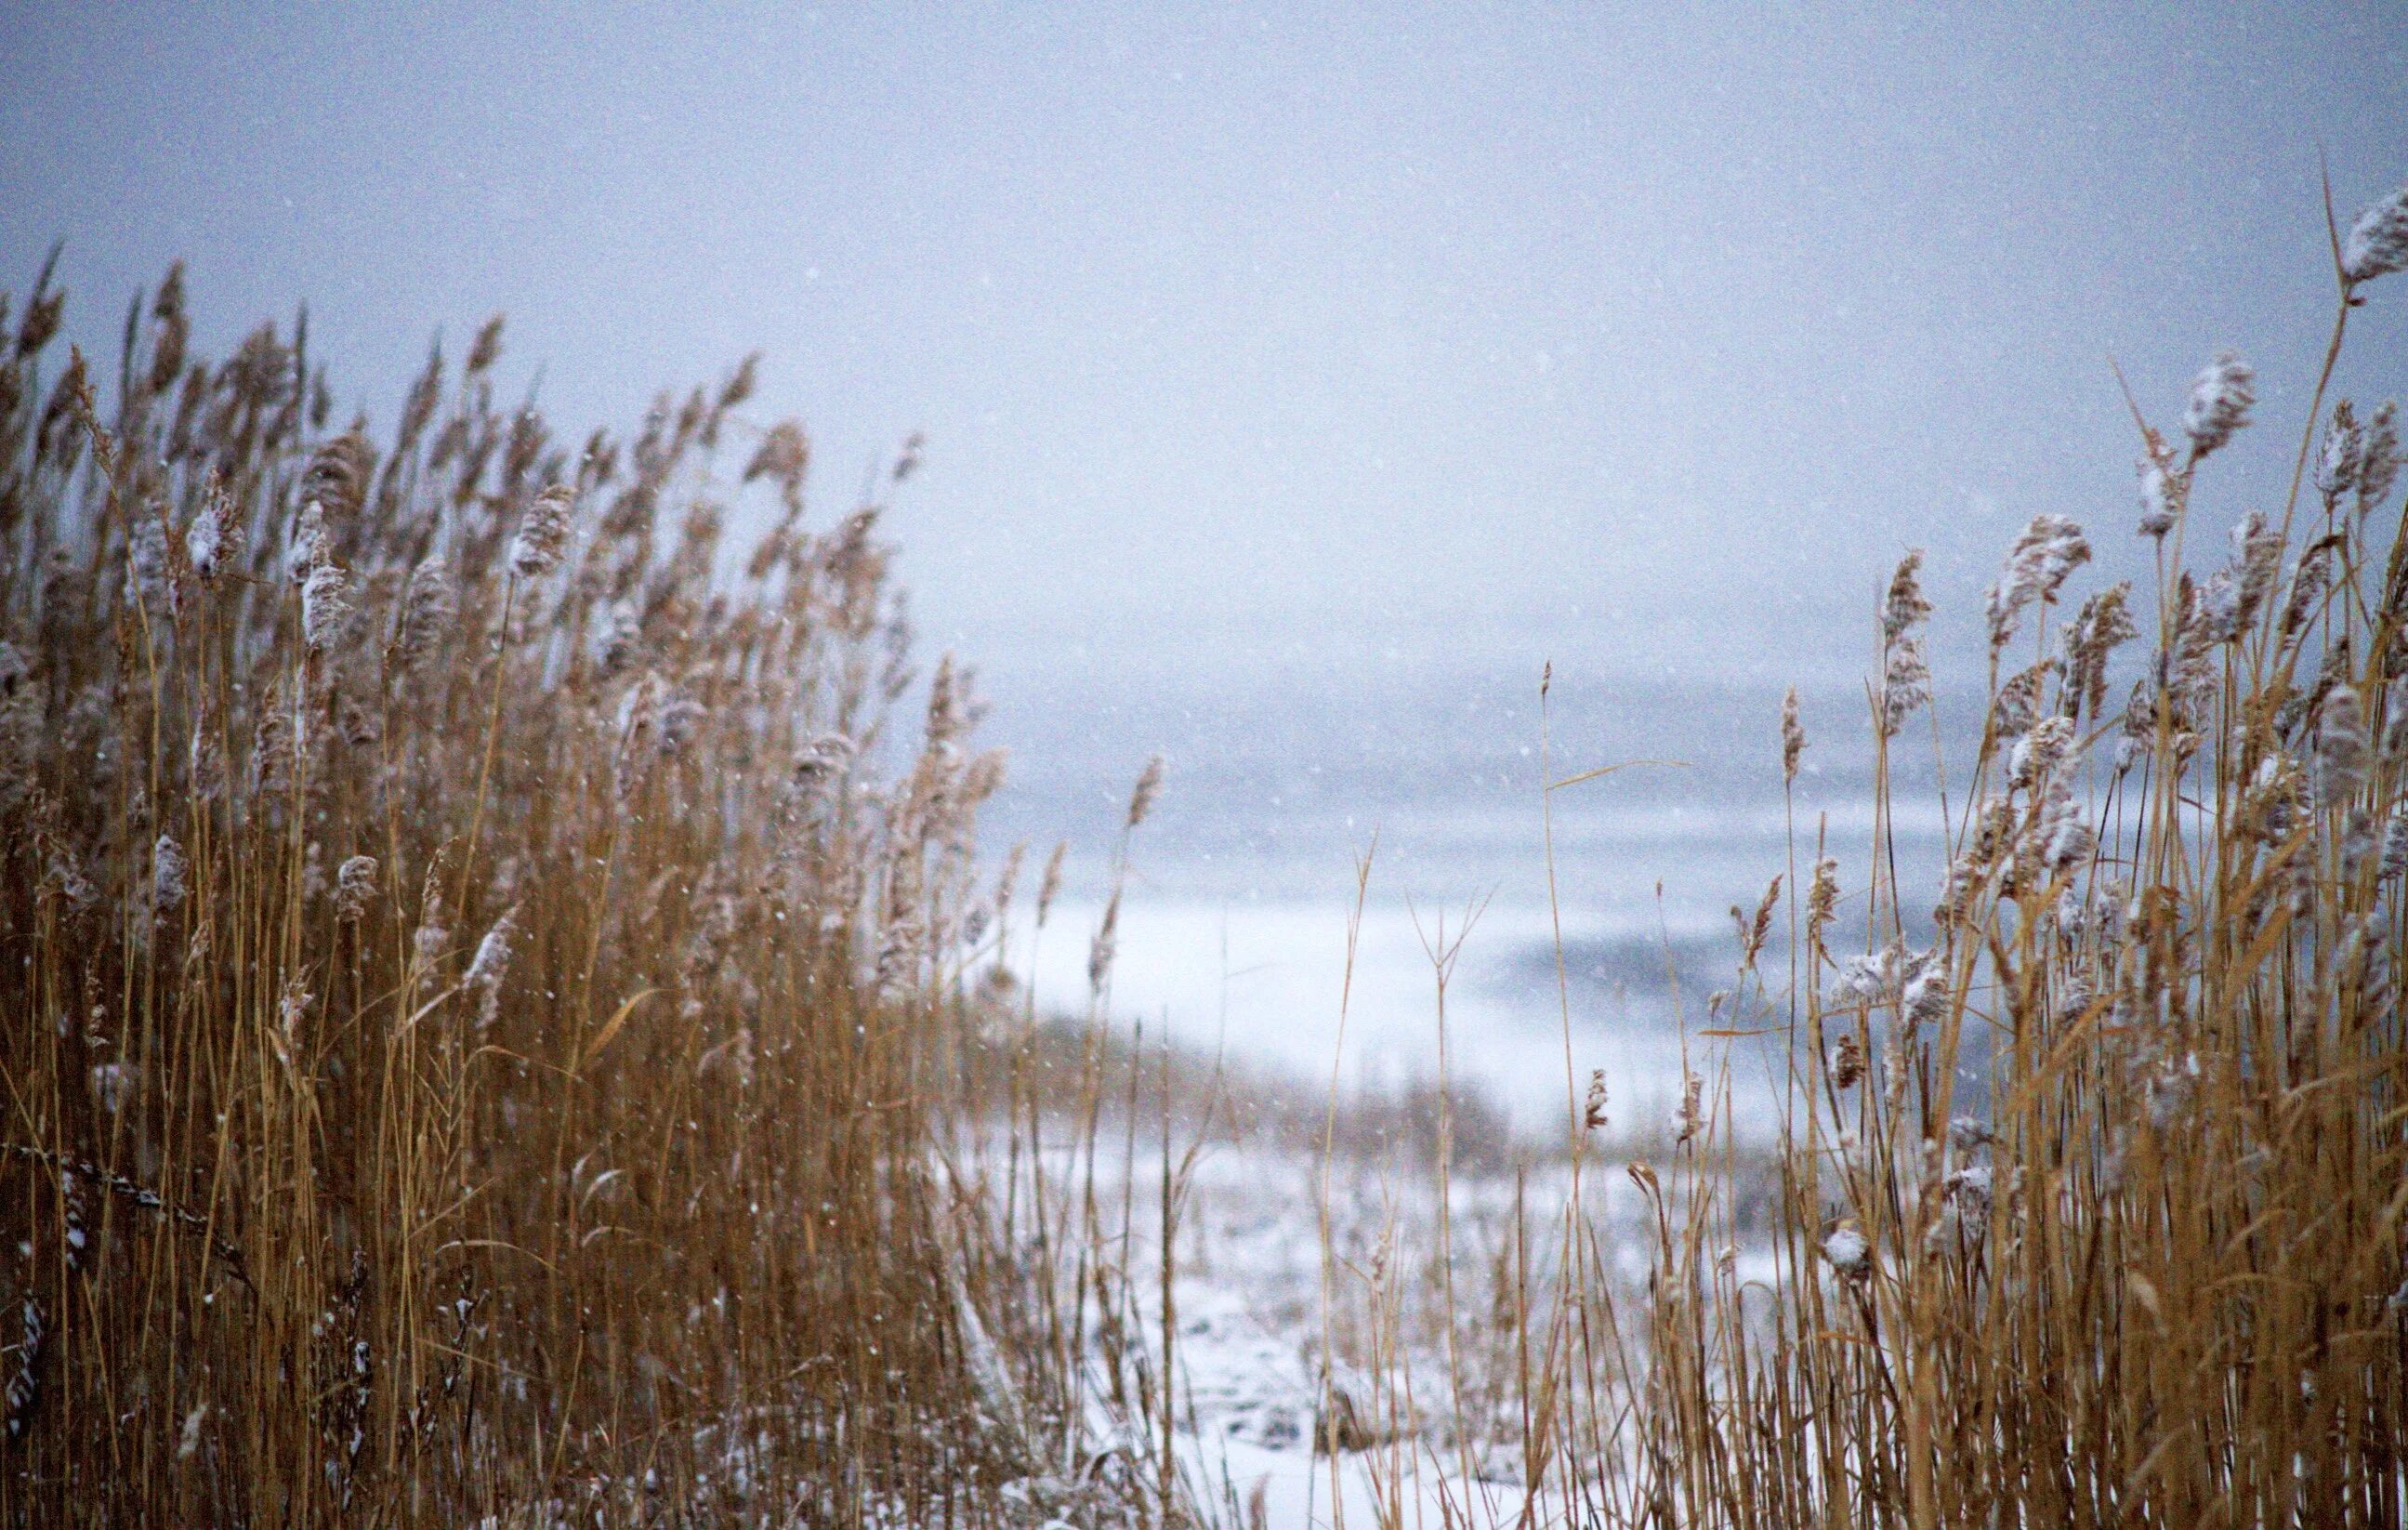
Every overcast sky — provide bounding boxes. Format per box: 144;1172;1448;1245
8;2;2408;709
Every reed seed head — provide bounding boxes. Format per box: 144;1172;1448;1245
151;834;188;911
1807;855;1839;930
1035;841;1067;928
285;501;327;583
335;855;377;922
5;1298;41;1440
1832;1029;1865;1088
1881;548;1931;641
1822;1225;1871;1280
2318;684;2370;803
2359;402;2401;513
509;484;576;580
1126;755;1165;832
397;561;455;669
467;910;518;1028
2138;458;2179;538
1087;891;1121;996
1781;686;1805;785
1879;636;1931;737
2319;401;2365;500
1674;1072;1704;1147
2342;183;2408;284
185;491;240;584
300;560;351;652
1987;514;2091;648
1732;875;1781;970
2183;351;2256;461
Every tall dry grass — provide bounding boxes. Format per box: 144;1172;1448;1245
0;257;1071;1526
15;182;2408;1530
1327;182;2408;1527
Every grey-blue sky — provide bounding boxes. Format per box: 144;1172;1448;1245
6;2;2408;705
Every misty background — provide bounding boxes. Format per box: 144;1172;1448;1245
9;2;2408;1114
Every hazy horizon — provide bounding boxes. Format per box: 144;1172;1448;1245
10;3;2408;711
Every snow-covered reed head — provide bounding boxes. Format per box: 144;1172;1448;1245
1878;634;1930;738
185;487;242;584
335;854;377;922
2342;181;2408;286
1882;548;1931;643
2138;458;2180;538
300;559;351;652
2182;351;2256;462
1986;514;2090;650
151;834;188;912
508;484;576;580
1822;1224;1871;1281
396;560;454;671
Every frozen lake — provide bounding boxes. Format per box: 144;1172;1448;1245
977;666;1962;1128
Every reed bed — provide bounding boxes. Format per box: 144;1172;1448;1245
0;257;1081;1526
1330;181;2408;1527
13;179;2408;1530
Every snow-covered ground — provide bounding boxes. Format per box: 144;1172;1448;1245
1003;1128;1755;1530
1160;1149;1536;1530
